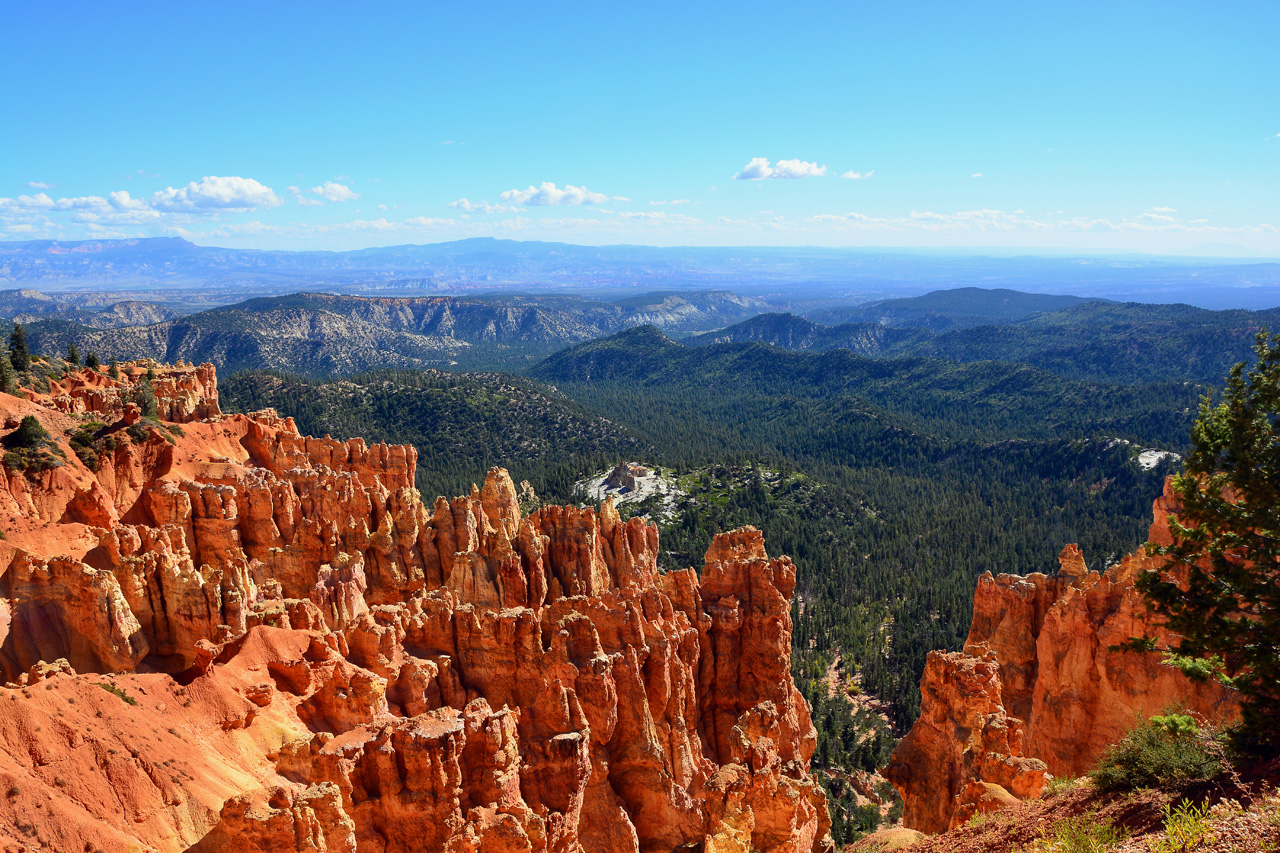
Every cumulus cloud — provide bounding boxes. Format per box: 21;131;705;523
1150;206;1177;213
0;175;286;232
310;181;360;203
500;182;611;206
841;170;874;180
27;181;54;190
152;176;282;212
1138;212;1176;223
734;158;828;180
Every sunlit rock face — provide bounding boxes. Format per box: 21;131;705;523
0;362;832;853
885;481;1239;833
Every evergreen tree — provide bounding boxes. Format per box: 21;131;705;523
8;324;29;372
85;351;101;370
66;342;80;366
132;378;159;418
1133;331;1280;754
8;415;47;448
0;353;14;394
108;359;120;380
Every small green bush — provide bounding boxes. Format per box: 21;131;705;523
1149;799;1211;853
1032;813;1127;852
1090;714;1222;792
1042;775;1078;798
94;682;138;706
7;415;47;449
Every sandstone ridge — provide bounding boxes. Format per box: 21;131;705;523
884;480;1240;833
0;363;832;853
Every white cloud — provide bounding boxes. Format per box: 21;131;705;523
734;158;773;180
449;198;517;214
152;176;282;212
14;192;55;209
310;181;360;203
650;199;695;206
1150;206;1177;213
971;173;983;178
499;182;610;206
27;181;54;190
734;157;827;180
1138;212;1176;223
773;159;827;179
287;186;324;207
841;170;874;180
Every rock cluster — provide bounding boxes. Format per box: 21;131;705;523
0;364;831;853
885;481;1239;833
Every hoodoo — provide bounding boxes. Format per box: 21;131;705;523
0;362;832;853
884;480;1239;833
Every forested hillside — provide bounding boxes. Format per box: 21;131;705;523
220;369;642;500
696;301;1280;383
209;312;1235;842
14;290;769;375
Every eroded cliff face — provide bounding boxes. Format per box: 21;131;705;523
0;364;831;853
884;482;1239;833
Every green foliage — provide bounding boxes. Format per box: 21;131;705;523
108;359;119;380
1090;715;1222;792
85;351;100;370
1042;775;1078;797
68;422;108;471
1135;331;1280;754
7;323;29;372
131;379;158;418
95;682;138;706
0;352;14;394
7;415;47;449
1150;799;1211;853
1031;814;1127;853
219;369;642;501
66;342;79;366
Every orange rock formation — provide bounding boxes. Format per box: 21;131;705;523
884;481;1239;833
0;364;832;853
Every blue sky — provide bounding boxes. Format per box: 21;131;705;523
2;1;1277;253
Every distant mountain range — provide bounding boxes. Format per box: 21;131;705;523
647;298;1280;385
14;290;769;375
9;283;1280;382
4;236;1280;309
804;287;1102;330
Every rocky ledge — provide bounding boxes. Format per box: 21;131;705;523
0;363;832;853
884;480;1239;833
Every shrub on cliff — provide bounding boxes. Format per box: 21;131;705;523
6;415;47;449
131;378;158;419
1091;714;1223;792
7;324;29;372
3;415;63;473
1131;331;1280;755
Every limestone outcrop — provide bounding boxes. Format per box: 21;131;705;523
0;364;832;853
885;480;1240;832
